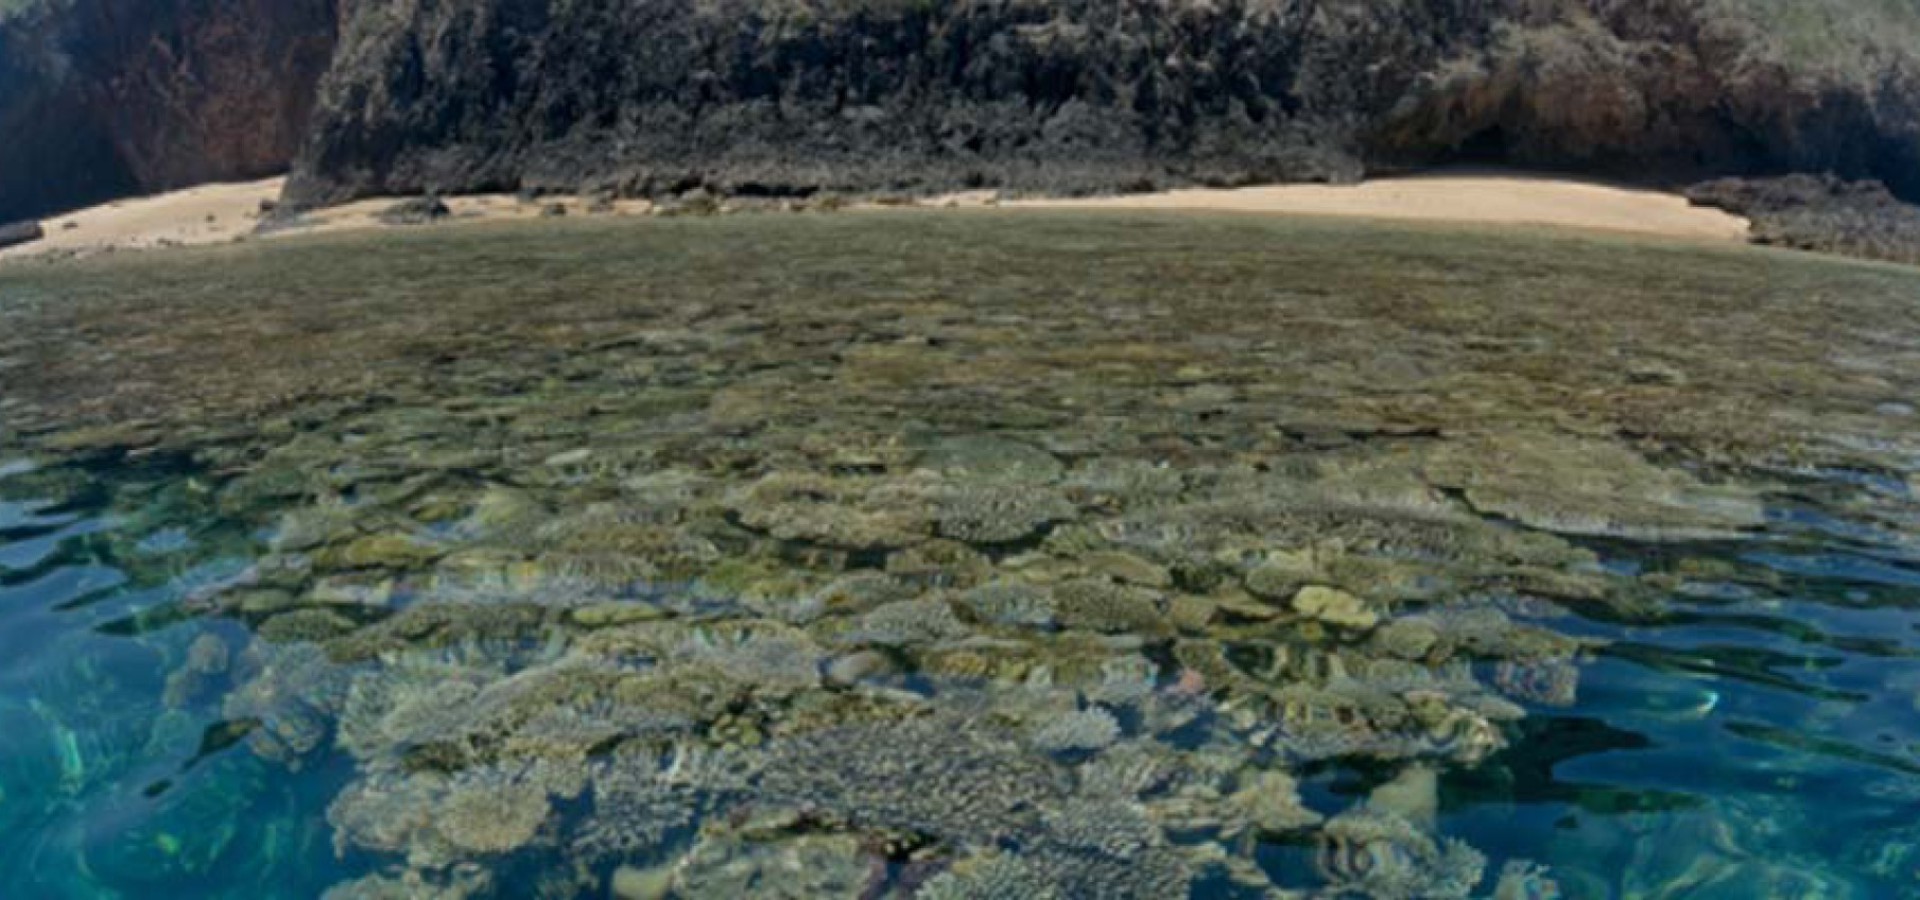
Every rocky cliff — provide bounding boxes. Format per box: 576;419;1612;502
281;0;1920;208
0;0;341;223
7;0;1919;225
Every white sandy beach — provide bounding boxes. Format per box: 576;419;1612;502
0;170;1750;264
1002;173;1751;242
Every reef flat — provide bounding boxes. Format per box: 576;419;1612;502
1;213;1918;897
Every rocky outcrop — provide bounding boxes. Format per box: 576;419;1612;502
1367;1;1920;202
0;221;46;250
0;0;343;223
284;0;1398;206
282;0;1920;209
8;0;1920;231
1687;175;1920;266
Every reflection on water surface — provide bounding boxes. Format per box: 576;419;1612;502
1;213;1919;897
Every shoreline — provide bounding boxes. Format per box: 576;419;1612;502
0;171;1752;265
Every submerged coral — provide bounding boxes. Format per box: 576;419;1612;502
1316;806;1486;900
916;853;1060;900
1029;707;1122;753
573;744;745;861
12;214;1907;899
435;762;560;854
1420;432;1765;542
758;716;1065;842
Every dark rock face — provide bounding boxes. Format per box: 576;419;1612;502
284;0;1395;207
284;0;1920;209
1366;2;1920;203
0;0;343;223
1687;175;1920;266
0;220;46;250
8;0;1920;230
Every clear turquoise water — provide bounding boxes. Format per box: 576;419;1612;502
3;214;1920;898
5;455;1919;897
0;457;348;899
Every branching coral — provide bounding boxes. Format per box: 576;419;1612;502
847;597;971;646
917;853;1061;900
1040;798;1159;858
961;580;1057;627
935;484;1075;545
1029;707;1122;753
1315;806;1486;900
435;762;560;854
757;716;1065;842
573;744;747;861
321;865;493;900
728;472;931;550
328;771;459;868
1225;770;1324;835
1050;578;1169;635
1260;666;1510;766
223;641;351;764
672;626;823;693
1086;655;1159;707
669;829;873;898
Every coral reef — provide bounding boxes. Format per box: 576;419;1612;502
1316;806;1486;899
1688;174;1920;265
1029;708;1123;754
5;212;1912;897
757;716;1064;843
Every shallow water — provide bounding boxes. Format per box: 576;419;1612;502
2;213;1919;898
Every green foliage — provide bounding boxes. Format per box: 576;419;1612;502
1715;0;1920;73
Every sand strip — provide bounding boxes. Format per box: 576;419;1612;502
1000;173;1752;242
1;171;1750;265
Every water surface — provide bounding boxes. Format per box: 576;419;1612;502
1;213;1918;898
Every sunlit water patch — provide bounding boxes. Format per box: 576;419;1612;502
1;213;1919;898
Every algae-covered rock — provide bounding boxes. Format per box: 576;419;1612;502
1292;586;1379;632
1082;551;1172;588
1245;550;1319;601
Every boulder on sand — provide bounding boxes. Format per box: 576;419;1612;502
0;220;45;250
377;195;451;225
